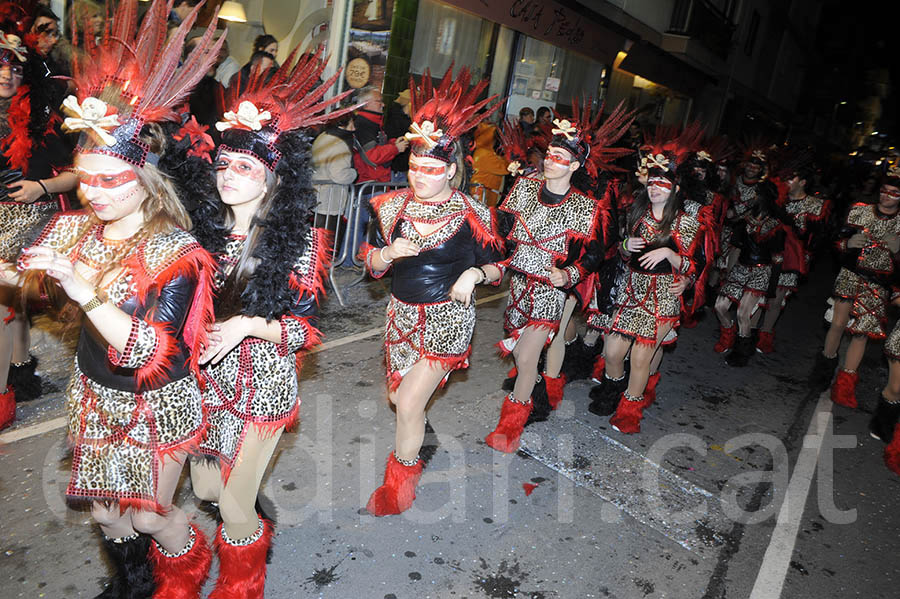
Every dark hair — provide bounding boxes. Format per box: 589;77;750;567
626;186;684;240
32;6;59;25
519;107;534;118
752;180;780;218
793;166;814;187
536;106;551;120
253;34;277;53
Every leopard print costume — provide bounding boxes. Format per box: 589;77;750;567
29;211;214;511
715;178;758;270
718;213;783;306
777;193;828;292
497;176;598;353
364;189;502;391
198;228;328;477
609;206;703;345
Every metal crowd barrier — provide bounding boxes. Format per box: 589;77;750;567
312;179;407;306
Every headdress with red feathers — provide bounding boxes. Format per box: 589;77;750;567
548;98;633;177
637;125;702;182
215;44;356;171
0;1;28;65
498;118;529;175
405;64;501;163
739;134;774;166
60;0;224;167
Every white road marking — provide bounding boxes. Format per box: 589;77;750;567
0;291;509;444
748;392;833;599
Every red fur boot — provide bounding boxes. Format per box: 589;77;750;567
0;386;14;431
544;373;567;410
714;323;736;353
609;392;651;434
590;356;606;384
830;369;859;409
756;330;775;354
644;373;662;406
366;452;423;516
885;424;900;476
485;394;533;453
209;518;274;599
148;524;212;599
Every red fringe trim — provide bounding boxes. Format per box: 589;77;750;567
2;305;15;325
496;322;559;357
885;423;900;476
253;402;299;439
387;348;471;392
462;198;503;251
288;227;333;303
125;244;217;381
132;319;180;390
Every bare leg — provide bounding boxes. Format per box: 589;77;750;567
545;297;577;378
735;293;761;337
823;300;851;358
218;427;284;540
130;453;191;554
843;335;868;372
714;296;734;327
626;324;672;396
584;328;602;347
511;325;553;401
9;314;30;364
392;359;449;462
603;330;631;380
190;459;223;503
0;309;12;391
649;342;664;376
761;289;789;333
884;360;900;402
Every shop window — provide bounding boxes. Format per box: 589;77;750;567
410;0;494;79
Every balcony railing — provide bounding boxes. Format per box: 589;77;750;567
668;0;736;60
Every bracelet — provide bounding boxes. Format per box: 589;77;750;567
473;266;488;284
80;295;104;312
621;238;629;252
36;180;49;197
379;247;393;264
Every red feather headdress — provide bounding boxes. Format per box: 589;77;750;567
637;124;702;181
215;44;356;170
547;98;633;175
61;0;224;167
405;64;502;163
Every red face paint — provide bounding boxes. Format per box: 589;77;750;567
408;162;447;177
545;152;571;167
881;187;900;200
215;155;267;182
648;177;673;191
75;169;138;189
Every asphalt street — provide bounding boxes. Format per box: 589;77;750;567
1;261;898;599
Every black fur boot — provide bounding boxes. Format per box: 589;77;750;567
725;335;754;367
7;355;42;402
560;337;602;382
419;419;440;466
588;374;627;416
808;352;838;392
869;395;900;443
95;533;155;599
525;376;551;426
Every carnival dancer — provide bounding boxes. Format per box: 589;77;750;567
713;180;785;366
486;101;630;452
0;9;77;420
0;0;222;595
361;66;503;515
871;318;900;476
756;164;828;353
185;46;353;596
809;168;900;406
590;139;711;433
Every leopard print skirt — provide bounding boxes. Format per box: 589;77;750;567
832;268;889;339
608;268;681;345
718;263;772;306
0;200;57;262
199;339;300;473
384;295;475;390
885;321;900;361
66;361;204;510
498;272;565;353
777;271;800;292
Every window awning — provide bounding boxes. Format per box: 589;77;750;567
619;40;716;96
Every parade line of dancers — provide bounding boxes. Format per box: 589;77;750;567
1;1;899;597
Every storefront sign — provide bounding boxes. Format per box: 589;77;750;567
441;0;626;62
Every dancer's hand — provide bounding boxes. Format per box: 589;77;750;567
200;316;251;365
847;233;867;249
449;269;480;306
0;261;19;286
383;238;420;261
885;233;900;253
669;275;689;296
19;247;95;304
545;265;567;287
623;237;645;253
638;247;674;270
6;180;45;203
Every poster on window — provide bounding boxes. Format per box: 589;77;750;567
345;0;394;92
